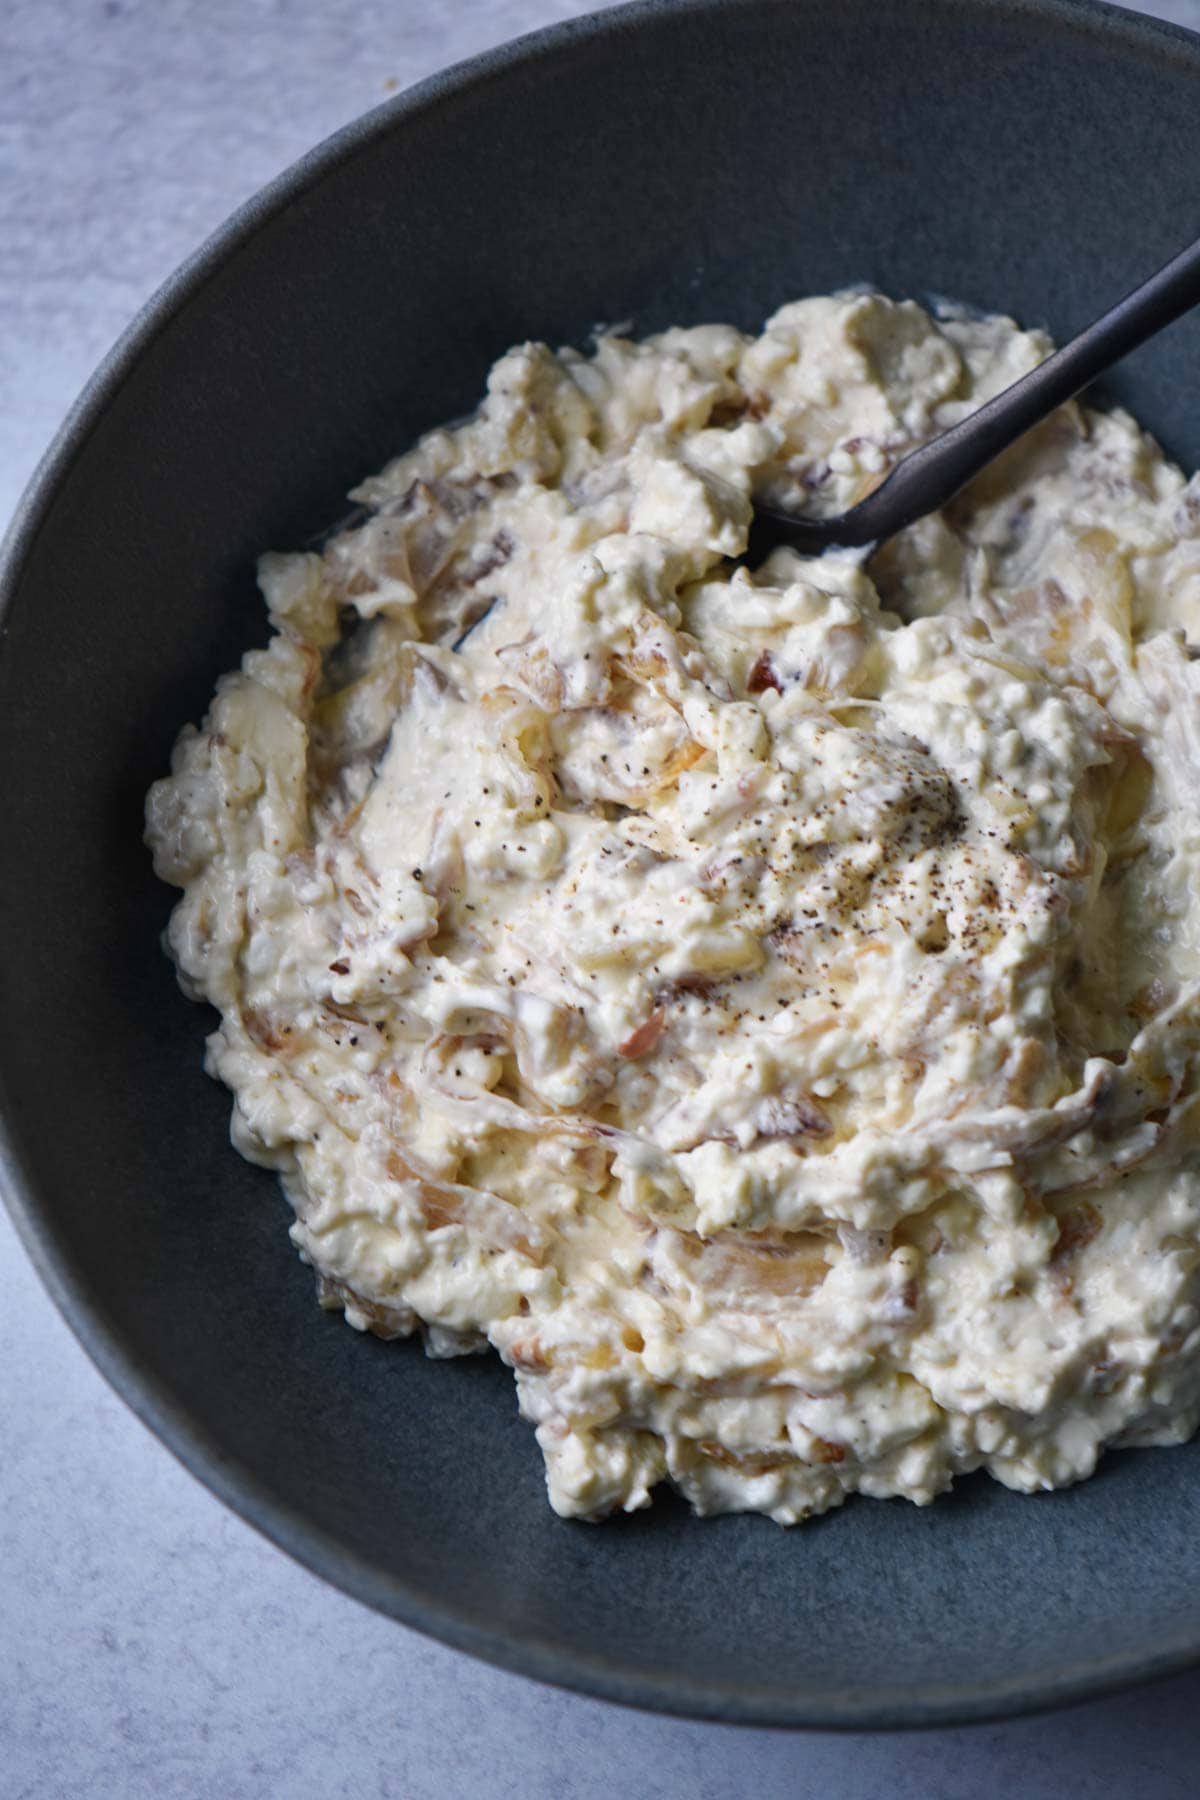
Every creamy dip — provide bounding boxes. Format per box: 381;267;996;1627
146;291;1200;1523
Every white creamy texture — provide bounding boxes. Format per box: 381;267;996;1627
146;291;1200;1523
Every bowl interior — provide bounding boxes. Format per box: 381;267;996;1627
4;0;1200;1727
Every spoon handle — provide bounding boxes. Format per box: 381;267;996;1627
764;232;1200;553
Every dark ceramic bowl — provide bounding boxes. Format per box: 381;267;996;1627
4;0;1200;1731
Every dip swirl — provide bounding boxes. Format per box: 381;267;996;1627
147;292;1200;1522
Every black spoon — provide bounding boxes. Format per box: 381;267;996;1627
751;232;1200;557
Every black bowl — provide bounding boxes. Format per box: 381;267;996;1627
4;0;1200;1731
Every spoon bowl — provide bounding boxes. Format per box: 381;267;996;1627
753;231;1200;556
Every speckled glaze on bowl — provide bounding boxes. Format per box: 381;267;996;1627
3;0;1200;1731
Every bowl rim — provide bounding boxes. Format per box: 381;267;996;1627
3;0;1200;1733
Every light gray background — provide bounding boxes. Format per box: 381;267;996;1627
4;2;1200;1794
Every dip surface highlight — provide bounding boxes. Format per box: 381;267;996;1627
146;293;1200;1523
